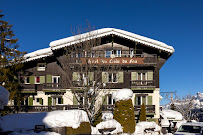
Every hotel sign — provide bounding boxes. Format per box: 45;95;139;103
81;58;145;65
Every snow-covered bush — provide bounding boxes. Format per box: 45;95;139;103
113;89;135;134
135;121;161;134
94;119;123;134
0;86;9;110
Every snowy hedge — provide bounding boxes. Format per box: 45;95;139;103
0;110;89;132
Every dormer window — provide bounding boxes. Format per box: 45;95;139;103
37;63;46;71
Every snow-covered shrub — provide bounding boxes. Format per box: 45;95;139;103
135;121;161;134
113;89;135;134
94;119;123;134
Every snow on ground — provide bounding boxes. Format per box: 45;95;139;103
0;110;89;132
0;85;9;110
134;121;161;135
112;88;133;102
9;131;60;135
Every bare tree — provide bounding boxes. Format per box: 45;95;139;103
56;22;121;124
172;94;197;121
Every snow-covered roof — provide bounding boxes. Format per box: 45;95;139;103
50;28;175;53
24;47;53;62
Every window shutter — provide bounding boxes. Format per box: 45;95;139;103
73;95;78;105
102;72;108;83
102;96;107;105
29;76;34;84
131;72;137;80
48;97;52;105
72;72;78;81
40;76;45;84
61;98;63;104
147;71;153;80
142;96;146;105
118;72;123;83
39;98;43;105
88;72;94;81
28;97;33;106
147;96;153;105
46;75;52;83
134;96;137;105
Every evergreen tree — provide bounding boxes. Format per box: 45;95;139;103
139;103;146;121
113;99;135;134
0;11;26;105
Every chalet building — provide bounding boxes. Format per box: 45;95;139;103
18;28;174;122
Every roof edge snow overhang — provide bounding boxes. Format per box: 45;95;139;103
49;28;175;54
23;47;53;62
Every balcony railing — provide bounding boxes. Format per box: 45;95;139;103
3;105;84;113
20;83;67;91
134;105;155;114
131;80;155;88
101;105;155;114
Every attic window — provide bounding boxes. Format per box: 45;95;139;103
37;63;46;71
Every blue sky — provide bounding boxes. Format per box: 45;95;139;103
1;0;203;105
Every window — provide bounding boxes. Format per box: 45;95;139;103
52;76;60;87
105;50;122;58
105;50;111;57
108;72;118;83
36;98;43;105
117;50;121;57
107;95;115;105
135;96;146;105
35;76;40;84
137;72;147;85
37;63;46;71
24;76;30;84
130;50;134;57
52;97;63;105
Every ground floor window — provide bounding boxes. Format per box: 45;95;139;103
48;97;63;105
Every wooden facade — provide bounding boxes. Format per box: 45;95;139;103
16;29;174;121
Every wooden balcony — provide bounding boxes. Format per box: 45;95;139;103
43;83;65;89
131;80;155;89
134;105;155;114
20;83;67;93
101;105;155;114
